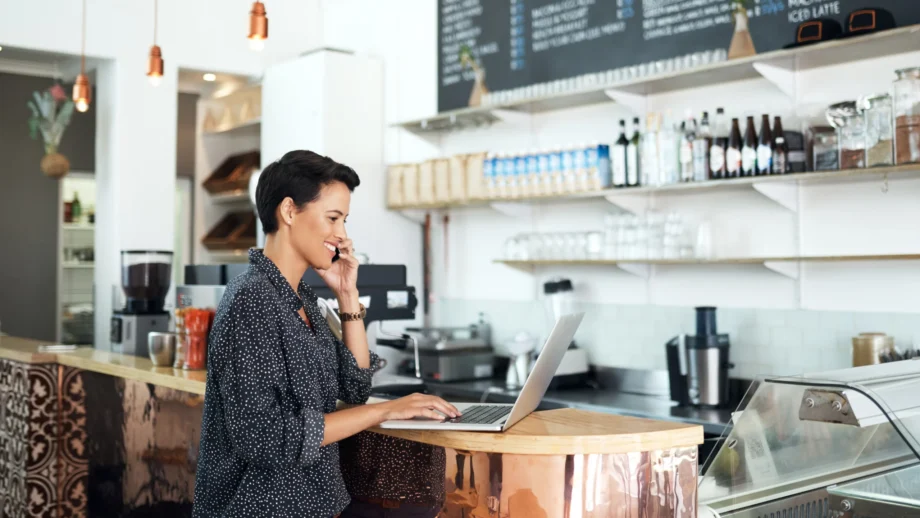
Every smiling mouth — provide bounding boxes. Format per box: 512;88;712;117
324;242;337;258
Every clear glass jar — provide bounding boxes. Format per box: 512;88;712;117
860;94;894;167
894;67;920;165
826;101;865;170
812;128;839;171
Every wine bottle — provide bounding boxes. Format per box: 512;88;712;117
741;116;757;177
710;107;728;179
772;116;789;174
693;111;712;181
756;114;773;176
627;117;641;187
726;118;743;178
613;120;628;188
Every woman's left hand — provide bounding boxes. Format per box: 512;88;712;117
315;238;359;300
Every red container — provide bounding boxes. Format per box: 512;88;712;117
183;308;215;371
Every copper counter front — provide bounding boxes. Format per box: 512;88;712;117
0;353;698;517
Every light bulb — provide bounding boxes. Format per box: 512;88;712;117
203;73;216;82
248;37;265;52
148;74;162;87
75;99;89;113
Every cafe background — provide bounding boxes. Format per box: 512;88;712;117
1;0;920;387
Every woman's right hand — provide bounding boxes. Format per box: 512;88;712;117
378;393;461;422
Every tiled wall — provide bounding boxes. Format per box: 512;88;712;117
436;299;920;379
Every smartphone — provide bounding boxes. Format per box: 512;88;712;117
332;247;340;263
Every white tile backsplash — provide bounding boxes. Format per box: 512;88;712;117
436;299;920;378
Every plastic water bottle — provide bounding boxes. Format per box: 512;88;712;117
484;152;496;198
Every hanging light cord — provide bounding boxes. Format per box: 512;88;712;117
80;0;86;74
153;0;158;44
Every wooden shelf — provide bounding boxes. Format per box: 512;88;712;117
389;164;920;214
209;189;251;204
393;25;920;134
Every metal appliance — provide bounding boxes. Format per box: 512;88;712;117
177;263;418;329
699;360;920;518
393;316;495;382
540;278;590;387
110;250;173;357
666;306;732;408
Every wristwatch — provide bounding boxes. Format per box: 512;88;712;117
338;303;366;322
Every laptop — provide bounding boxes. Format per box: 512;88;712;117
378;312;585;432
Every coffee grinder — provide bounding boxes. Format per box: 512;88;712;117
111;250;173;357
666;306;732;408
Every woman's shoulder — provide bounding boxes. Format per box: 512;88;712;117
218;269;283;315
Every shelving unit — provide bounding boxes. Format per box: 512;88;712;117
390;164;920;217
57;173;96;345
495;255;920;279
393;25;920;134
194;82;261;264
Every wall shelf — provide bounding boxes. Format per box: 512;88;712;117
62;223;95;231
62;262;95;269
392;25;920;133
389;165;920;214
209;189;251;205
495;255;920;277
202;117;261;136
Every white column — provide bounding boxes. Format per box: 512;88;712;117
94;58;178;349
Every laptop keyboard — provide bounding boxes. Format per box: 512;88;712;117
447;405;512;424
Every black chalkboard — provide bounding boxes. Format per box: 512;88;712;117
438;0;920;113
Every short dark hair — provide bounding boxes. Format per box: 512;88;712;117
255;150;361;234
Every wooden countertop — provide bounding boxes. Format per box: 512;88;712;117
0;335;207;394
367;398;703;454
0;336;702;454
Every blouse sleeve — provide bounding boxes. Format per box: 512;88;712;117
335;339;381;404
219;287;325;468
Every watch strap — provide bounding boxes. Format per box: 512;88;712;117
338;303;366;322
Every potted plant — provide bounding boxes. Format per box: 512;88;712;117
459;44;489;108
728;0;757;59
28;82;75;178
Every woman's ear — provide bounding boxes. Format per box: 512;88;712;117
277;197;296;227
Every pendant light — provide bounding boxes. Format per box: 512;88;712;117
248;2;268;52
72;0;91;113
147;0;164;86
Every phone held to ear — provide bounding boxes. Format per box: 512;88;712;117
332;247;340;263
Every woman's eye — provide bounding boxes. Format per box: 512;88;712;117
329;217;338;223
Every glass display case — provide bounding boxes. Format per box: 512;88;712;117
698;360;920;518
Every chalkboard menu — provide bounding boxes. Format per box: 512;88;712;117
438;0;920;113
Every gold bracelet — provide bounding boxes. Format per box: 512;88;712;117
338;303;366;322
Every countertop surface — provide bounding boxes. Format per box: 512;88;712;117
424;378;735;435
0;336;705;454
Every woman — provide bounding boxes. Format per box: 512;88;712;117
193;150;459;518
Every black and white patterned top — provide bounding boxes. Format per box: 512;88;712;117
193;248;380;518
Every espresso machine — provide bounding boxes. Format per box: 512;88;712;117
540;278;590;388
110;250;174;357
666;306;732;408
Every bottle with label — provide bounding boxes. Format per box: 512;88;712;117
772;116;788;174
484;153;497;198
613;120;628;188
659;111;680;185
679;115;696;182
627;117;641;187
727;118;743;178
642;113;661;187
756;114;773;175
503;152;516;197
710;107;728;179
515;151;529;197
574;144;588;192
741;116;758;177
549;148;564;195
526;149;539;196
693;111;712;182
538;149;552;195
561;144;576;193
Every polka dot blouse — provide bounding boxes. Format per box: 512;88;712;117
193;249;380;518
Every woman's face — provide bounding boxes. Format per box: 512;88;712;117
287;181;351;269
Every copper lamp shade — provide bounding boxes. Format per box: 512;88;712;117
248;1;268;51
72;73;91;113
147;45;164;86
